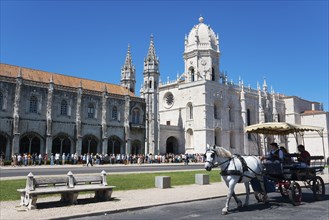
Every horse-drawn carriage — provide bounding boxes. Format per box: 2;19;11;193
245;122;326;206
204;122;326;215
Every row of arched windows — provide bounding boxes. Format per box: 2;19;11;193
186;102;234;121
189;67;216;82
26;96;141;123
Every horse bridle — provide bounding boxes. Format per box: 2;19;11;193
205;149;232;168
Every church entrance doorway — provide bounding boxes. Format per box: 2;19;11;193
166;136;178;154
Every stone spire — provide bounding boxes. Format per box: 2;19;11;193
124;44;133;68
121;44;136;93
146;35;158;64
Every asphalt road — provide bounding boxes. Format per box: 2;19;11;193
0;164;204;178
67;185;329;220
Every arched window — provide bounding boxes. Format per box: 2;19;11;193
132;108;140;124
187;102;193;120
87;103;95;118
214;104;218;119
212;67;215;81
230;132;235;148
29;96;38;113
247;109;251;125
190;68;195;82
229;106;234;122
112;106;118;120
0;92;3;110
60;100;68;116
247;109;251;139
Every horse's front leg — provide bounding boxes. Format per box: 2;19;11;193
244;181;250;206
223;179;241;215
222;181;233;215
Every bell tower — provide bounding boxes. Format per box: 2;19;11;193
142;35;160;155
183;17;220;83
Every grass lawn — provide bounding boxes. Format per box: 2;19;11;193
0;170;221;201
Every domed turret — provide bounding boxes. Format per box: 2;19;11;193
185;16;219;53
183;17;220;83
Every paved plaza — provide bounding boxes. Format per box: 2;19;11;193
0;165;328;220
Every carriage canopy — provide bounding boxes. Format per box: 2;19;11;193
245;122;324;136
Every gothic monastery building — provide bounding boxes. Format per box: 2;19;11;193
0;17;328;160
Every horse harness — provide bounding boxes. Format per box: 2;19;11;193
221;154;255;183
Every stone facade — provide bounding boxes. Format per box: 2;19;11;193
0;64;145;159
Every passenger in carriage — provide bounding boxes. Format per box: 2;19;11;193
280;146;293;164
262;142;284;163
296;145;311;168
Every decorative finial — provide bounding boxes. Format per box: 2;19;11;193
199;16;204;23
126;43;131;55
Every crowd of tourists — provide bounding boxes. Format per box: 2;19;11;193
4;152;205;167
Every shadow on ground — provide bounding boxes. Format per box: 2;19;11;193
35;197;120;210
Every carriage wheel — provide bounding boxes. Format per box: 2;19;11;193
278;181;290;198
289;182;302;206
312;176;325;200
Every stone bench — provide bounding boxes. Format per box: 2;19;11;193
155;176;171;189
17;170;115;210
195;174;209;185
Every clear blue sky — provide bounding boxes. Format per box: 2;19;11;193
1;0;328;111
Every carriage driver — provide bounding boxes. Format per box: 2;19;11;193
262;142;284;163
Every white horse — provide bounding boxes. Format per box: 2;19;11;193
204;145;267;215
